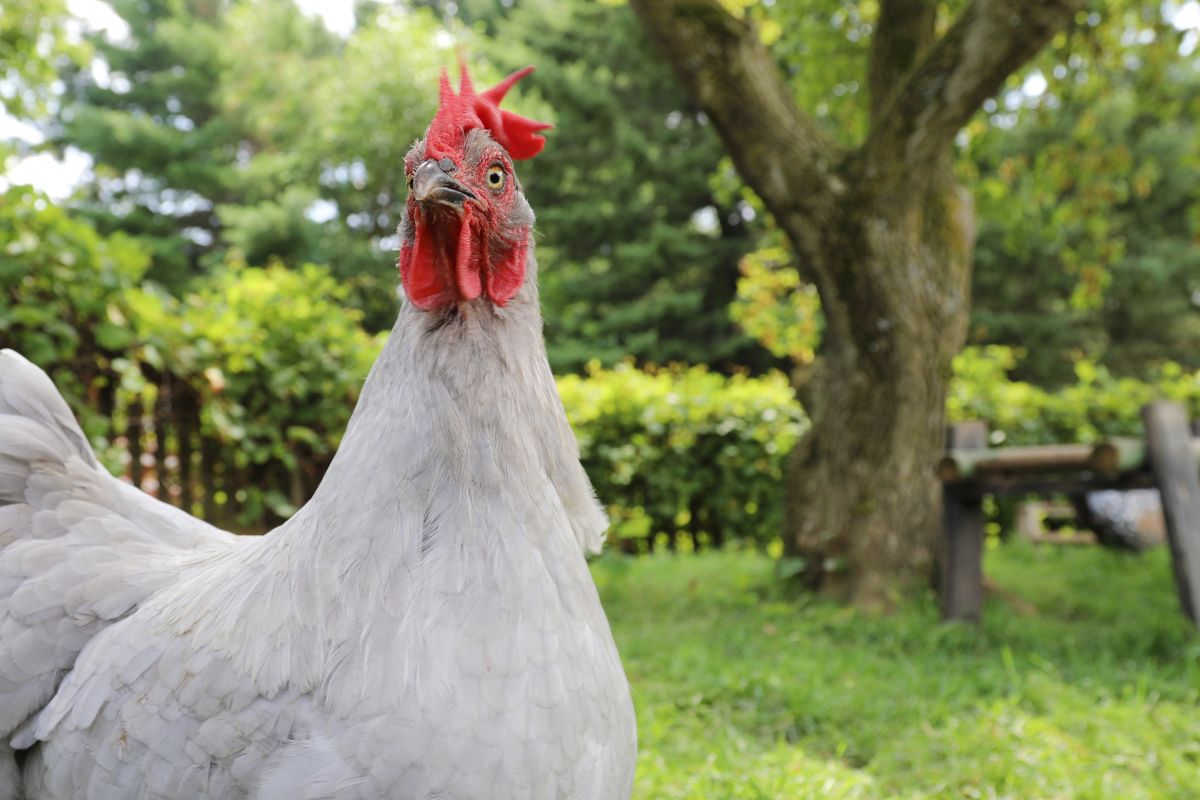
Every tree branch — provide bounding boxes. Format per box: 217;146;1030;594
868;0;937;121
865;0;1083;177
627;0;840;259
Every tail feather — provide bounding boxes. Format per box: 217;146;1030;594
0;350;96;470
0;349;238;753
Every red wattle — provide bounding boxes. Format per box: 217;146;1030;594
455;206;481;301
401;212;530;309
399;219;445;310
487;227;528;307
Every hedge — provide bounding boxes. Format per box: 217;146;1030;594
560;362;804;552
948;344;1200;446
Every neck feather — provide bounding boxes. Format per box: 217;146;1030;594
289;256;606;558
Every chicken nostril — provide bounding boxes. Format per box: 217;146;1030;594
437;157;456;174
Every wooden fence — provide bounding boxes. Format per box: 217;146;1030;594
112;365;328;533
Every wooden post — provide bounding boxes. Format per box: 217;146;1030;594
941;421;988;622
176;382;196;514
153;373;172;503
201;436;220;523
128;395;144;490
1143;402;1200;626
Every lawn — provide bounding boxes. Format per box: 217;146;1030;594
593;541;1200;799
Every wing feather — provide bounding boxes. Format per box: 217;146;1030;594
0;349;243;757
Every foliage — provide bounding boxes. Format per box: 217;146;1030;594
719;2;1200;388
2;178;799;535
948;345;1200;446
559;363;804;551
9;0;1200;545
7;182;1196;534
38;0;1195;387
762;0;874;145
601;544;1200;798
729;242;822;366
0;185;148;438
45;0;774;368
964;1;1200;385
55;0;336;289
0;0;88;123
126;262;385;523
0;186;383;526
5;186;1196;537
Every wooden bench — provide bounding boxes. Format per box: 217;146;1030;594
939;402;1200;626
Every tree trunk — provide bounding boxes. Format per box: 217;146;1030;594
785;166;974;604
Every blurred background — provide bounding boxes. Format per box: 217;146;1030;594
2;0;1200;796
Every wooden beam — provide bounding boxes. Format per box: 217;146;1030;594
941;422;988;622
1143;402;1200;626
940;443;1096;481
941;437;1200;481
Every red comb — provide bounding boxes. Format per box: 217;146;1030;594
425;60;552;161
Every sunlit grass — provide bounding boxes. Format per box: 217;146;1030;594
593;541;1200;799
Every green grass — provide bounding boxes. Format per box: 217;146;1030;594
592;541;1200;799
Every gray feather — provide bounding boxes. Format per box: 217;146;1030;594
0;130;634;799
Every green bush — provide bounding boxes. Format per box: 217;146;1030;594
559;362;805;551
126;262;386;524
0;186;148;440
948;345;1200;445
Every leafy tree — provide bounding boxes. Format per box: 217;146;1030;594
47;0;774;364
731;2;1200;389
630;0;1105;606
0;0;87;123
54;0;335;289
966;1;1200;384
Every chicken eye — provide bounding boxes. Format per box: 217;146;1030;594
486;165;505;190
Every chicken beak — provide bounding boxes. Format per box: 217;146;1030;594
412;159;477;211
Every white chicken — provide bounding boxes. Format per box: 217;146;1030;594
0;64;636;799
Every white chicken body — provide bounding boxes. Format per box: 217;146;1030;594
1;137;636;796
